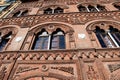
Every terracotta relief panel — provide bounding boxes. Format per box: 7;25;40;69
103;61;120;80
0;61;14;80
9;61;78;80
83;61;103;80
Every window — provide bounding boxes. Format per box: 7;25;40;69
32;29;65;50
0;5;10;12
78;4;106;12
54;7;63;13
13;10;28;17
44;7;63;14
114;4;120;10
78;5;87;12
94;26;120;48
0;31;12;51
88;5;97;12
96;5;106;11
44;8;52;14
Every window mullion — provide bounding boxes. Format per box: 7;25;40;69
108;32;119;47
85;6;90;12
52;9;54;14
47;34;51;50
17;11;22;17
94;6;100;12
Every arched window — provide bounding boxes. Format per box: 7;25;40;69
96;5;106;11
94;26;120;48
44;8;52;14
21;10;28;16
13;11;21;17
32;28;65;50
88;5;97;12
44;7;63;14
13;10;29;17
0;31;12;51
78;5;87;12
109;26;120;46
32;29;49;50
51;29;65;49
114;4;120;10
54;7;63;13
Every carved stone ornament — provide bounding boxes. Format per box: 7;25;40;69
51;66;74;75
0;66;7;80
108;64;120;73
86;65;100;80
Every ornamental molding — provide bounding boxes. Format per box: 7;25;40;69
0;11;120;28
0;48;119;60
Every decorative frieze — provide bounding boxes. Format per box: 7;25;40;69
0;11;120;28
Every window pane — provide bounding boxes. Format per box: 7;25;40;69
51;36;58;49
33;36;48;50
0;38;9;51
59;35;65;49
96;33;107;48
111;33;120;46
103;35;114;48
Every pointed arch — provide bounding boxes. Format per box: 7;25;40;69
86;21;120;48
0;25;19;51
22;22;75;50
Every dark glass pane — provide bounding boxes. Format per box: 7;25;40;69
13;11;20;17
97;5;106;11
111;33;120;46
51;35;65;49
96;33;107;48
0;38;9;51
59;35;65;49
44;8;52;14
21;10;28;16
33;36;48;50
78;5;87;12
88;5;97;12
51;36;58;49
114;5;120;10
54;7;63;13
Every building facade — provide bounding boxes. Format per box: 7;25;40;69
0;0;120;80
0;0;20;18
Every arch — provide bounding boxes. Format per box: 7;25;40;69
44;8;52;14
86;20;120;48
77;3;107;12
31;27;67;50
40;4;69;10
22;22;75;50
96;4;106;11
19;72;74;80
77;5;87;12
88;5;97;12
29;22;74;34
112;2;120;10
12;8;30;17
54;7;64;13
86;21;120;31
0;25;19;51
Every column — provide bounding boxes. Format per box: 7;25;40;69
47;34;51;50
